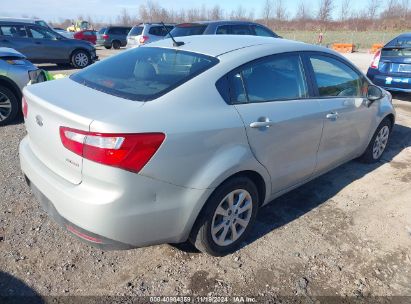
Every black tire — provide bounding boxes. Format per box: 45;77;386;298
359;118;392;163
189;176;259;256
71;50;91;69
104;45;112;50
112;40;121;49
0;85;19;126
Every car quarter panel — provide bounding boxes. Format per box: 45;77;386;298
88;63;272;202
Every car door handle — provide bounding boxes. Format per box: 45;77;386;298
326;112;339;120
250;121;274;128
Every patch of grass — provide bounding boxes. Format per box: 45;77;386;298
278;31;407;49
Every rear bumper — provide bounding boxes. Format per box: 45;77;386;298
19;136;212;249
367;69;411;92
96;40;110;47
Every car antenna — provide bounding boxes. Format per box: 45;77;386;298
161;22;184;47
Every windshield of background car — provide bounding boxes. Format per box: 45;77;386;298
169;24;207;37
129;26;143;36
70;47;219;101
98;28;106;34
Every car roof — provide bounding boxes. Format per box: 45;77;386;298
176;20;261;26
0;17;43;23
0;20;38;26
135;23;175;26
397;32;411;38
146;35;334;57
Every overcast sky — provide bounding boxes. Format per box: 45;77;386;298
2;0;370;22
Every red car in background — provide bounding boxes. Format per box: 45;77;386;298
73;30;97;45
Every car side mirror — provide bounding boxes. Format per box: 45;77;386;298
366;85;384;106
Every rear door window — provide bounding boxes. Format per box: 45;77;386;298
229;54;308;103
170;24;207;37
231;25;253;35
309;55;364;97
0;25;28;37
148;26;169;36
71;47;219;101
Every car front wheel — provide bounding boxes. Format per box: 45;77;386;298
71;50;91;69
0;86;19;126
360;118;392;163
190;176;259;256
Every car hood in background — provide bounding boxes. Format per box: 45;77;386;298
0;47;26;59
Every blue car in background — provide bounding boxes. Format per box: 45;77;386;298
367;33;411;93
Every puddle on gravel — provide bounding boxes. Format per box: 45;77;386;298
189;270;216;294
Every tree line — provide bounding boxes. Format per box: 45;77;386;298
50;0;411;31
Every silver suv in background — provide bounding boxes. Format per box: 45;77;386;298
127;23;175;47
0;47;45;125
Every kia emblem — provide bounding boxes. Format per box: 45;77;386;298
35;115;43;127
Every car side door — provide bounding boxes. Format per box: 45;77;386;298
229;53;324;195
305;52;377;174
27;26;66;61
0;24;33;58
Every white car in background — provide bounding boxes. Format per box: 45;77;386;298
53;28;74;39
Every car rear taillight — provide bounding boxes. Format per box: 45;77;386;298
59;127;165;173
370;50;381;69
22;96;28;119
102;34;109;40
139;36;149;44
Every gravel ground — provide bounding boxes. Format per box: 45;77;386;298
0;50;410;301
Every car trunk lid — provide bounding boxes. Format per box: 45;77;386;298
379;47;411;76
23;78;144;184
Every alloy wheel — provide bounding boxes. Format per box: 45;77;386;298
372;125;390;159
211;189;253;247
0;92;12;122
74;52;89;68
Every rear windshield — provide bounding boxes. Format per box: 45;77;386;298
129;26;143;36
98;28;106;34
71;47;219;101
169;24;207;37
382;48;411;57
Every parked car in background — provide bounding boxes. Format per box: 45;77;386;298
20;35;395;256
74;30;97;45
0;47;45;125
53;27;74;39
0;21;97;68
169;21;281;38
127;23;175;47
96;26;132;49
367;32;411;93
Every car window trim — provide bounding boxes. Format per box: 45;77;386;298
221;52;312;105
302;51;369;99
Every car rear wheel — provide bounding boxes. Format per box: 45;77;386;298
360;118;392;163
190;176;259;256
71;50;91;69
0;86;19;126
104;45;112;50
112;40;121;49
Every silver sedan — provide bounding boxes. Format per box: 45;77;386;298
19;36;395;256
